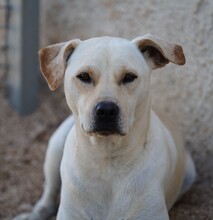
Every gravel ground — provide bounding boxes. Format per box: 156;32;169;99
0;76;212;220
0;75;69;219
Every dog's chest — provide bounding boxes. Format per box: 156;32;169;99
59;134;152;219
60;155;148;220
61;177;136;220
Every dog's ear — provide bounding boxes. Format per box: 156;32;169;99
38;39;81;90
132;34;185;69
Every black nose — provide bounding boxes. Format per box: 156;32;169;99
95;102;119;119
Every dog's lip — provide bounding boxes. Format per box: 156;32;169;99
81;124;126;137
92;130;126;137
95;131;117;136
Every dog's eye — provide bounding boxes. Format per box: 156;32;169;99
77;72;92;84
122;73;137;84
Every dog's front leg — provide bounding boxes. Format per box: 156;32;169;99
127;202;169;220
108;186;169;220
136;195;169;220
13;116;74;220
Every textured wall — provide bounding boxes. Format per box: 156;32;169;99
41;0;213;152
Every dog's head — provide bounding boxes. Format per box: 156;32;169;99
39;35;185;137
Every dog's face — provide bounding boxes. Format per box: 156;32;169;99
39;35;185;137
64;37;151;136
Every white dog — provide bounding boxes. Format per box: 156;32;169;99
14;34;196;220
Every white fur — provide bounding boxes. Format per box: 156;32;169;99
14;36;196;220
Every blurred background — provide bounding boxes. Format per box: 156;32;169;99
0;0;212;219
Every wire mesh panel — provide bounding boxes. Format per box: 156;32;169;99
0;0;10;71
5;0;39;115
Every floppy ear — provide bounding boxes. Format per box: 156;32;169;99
132;34;185;69
38;39;81;90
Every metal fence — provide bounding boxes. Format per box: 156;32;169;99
1;0;40;116
0;0;10;72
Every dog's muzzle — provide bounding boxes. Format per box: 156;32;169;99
91;101;122;136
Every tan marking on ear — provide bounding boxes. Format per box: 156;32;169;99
39;47;61;90
173;45;186;65
132;34;186;69
38;39;81;91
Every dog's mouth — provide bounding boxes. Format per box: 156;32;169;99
95;131;117;137
91;118;126;136
82;123;126;137
93;130;126;137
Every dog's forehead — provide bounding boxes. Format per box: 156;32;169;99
71;37;142;66
81;36;132;51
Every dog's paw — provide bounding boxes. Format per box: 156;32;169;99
12;212;40;220
13;205;56;220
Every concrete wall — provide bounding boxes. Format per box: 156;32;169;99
40;0;213;151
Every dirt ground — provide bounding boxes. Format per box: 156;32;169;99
0;75;213;220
